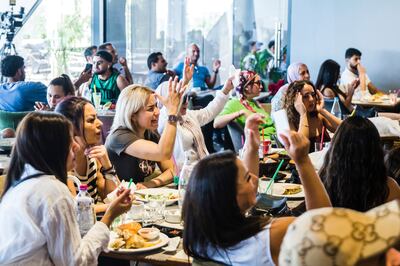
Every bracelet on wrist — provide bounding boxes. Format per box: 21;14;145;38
101;165;116;175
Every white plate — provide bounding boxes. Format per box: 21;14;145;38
135;188;179;206
108;231;169;253
271;183;305;199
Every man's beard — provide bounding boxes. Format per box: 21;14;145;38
95;69;107;75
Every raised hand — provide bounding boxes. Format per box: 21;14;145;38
155;76;186;115
212;59;221;72
182;57;194;85
278;130;310;164
244;113;264;151
118;56;128;67
222;76;235;95
316;90;325;112
294;92;307;115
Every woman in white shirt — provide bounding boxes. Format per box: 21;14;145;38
158;77;234;172
0;112;132;266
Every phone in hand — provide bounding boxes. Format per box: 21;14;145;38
84;63;93;72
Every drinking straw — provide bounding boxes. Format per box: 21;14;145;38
128;178;133;189
265;159;285;193
93;84;97;94
320;126;325;151
350;105;357;117
241;135;244;146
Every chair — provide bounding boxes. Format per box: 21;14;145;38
226;120;244;153
0;110;30;130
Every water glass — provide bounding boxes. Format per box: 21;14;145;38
314;142;330;152
93;92;102;110
127;201;144;222
143;199;166;225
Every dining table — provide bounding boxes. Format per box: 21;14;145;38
99;167;304;266
352;96;400;112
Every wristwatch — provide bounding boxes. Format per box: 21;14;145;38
168;115;178;124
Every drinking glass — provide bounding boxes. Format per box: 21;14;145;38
390;91;397;105
127;201;144;222
92;92;102;110
143;199;166;225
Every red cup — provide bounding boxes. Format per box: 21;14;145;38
262;140;271;155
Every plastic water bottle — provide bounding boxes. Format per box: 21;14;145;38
331;97;342;119
76;184;95;236
178;151;198;208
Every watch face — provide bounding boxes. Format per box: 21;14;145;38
168;115;178;123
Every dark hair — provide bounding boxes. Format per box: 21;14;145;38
1;112;72;198
1;55;24;77
84;45;97;58
319;116;388;211
315;59;346;98
284;80;318;131
94;50;113;63
268;40;275;49
55;96;91;140
147;52;163;70
98;42;112;51
49;74;75;96
345;48;362;59
235;70;260;99
385;147;400;185
183;151;270;261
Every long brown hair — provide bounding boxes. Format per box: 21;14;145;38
284;80;318;131
319;116;388;211
183;151;270;261
2;112;72;198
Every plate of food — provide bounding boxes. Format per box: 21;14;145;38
135;188;179;206
271;183;304;199
109;222;169;253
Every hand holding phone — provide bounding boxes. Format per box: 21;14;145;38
84;63;93;72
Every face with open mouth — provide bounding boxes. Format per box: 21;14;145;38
82;103;103;146
135;94;160;131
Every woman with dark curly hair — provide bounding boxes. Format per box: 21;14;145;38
320;116;400;211
284;80;341;152
214;70;275;139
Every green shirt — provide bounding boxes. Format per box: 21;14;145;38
90;71;120;104
218;98;275;139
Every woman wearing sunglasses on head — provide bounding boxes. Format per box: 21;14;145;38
214;71;275;140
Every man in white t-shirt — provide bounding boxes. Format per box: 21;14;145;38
340;48;383;100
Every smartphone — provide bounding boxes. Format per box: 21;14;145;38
84;63;93;72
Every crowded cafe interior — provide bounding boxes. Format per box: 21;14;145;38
2;0;400;265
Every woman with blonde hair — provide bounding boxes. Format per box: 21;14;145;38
106;77;185;188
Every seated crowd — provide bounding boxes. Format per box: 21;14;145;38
1;43;400;266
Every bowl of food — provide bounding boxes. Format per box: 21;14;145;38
138;227;160;240
165;209;181;224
